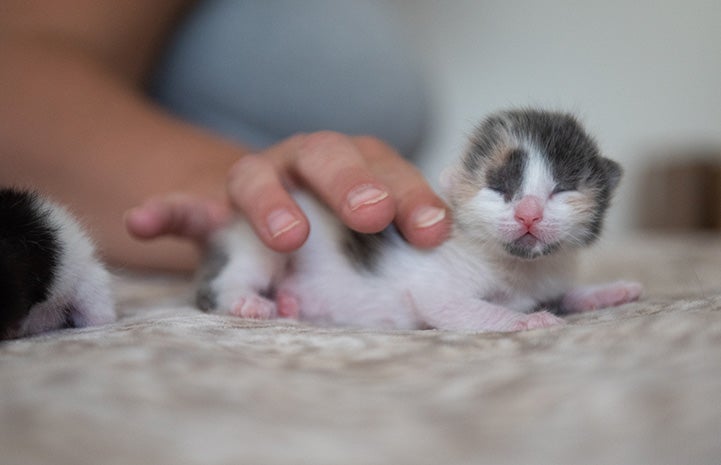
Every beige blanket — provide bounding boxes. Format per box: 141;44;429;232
2;233;720;465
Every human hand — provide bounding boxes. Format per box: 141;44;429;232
126;132;450;252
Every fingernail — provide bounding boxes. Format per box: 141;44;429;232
267;209;301;238
412;206;446;229
347;185;389;211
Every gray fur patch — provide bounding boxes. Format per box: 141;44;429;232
195;247;229;311
486;148;527;201
341;229;392;273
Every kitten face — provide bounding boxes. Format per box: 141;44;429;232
447;110;621;259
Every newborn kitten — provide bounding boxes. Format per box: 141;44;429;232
197;109;642;332
0;188;115;339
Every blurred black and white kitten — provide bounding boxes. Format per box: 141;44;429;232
0;188;115;339
197;109;642;332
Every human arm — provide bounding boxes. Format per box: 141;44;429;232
0;0;450;272
0;0;238;270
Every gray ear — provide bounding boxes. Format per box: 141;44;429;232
602;158;622;191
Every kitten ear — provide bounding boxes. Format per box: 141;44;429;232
602;158;623;191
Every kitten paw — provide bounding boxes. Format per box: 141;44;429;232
227;294;277;320
276;290;300;319
513;311;566;331
562;280;643;313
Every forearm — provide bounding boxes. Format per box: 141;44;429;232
0;38;246;271
0;0;451;273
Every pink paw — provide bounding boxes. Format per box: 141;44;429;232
276;290;300;319
512;311;566;331
562;280;643;313
229;295;277;320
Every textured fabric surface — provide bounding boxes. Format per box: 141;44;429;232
2;234;720;465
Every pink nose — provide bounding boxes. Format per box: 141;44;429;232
515;195;543;228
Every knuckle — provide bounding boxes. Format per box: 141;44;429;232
295;131;359;176
286;132;309;145
273;133;309;163
298;130;349;154
353;134;387;151
397;184;438;210
227;157;276;203
230;154;270;175
353;135;395;161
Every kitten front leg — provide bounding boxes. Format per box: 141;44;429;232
198;254;282;319
561;280;642;313
417;298;565;333
196;220;287;320
68;263;116;327
16;257;115;337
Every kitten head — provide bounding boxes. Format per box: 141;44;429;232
444;109;621;259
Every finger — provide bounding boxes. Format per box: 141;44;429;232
354;136;451;248
125;194;231;243
289;131;395;233
227;154;309;252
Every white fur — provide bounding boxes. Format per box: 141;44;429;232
520;146;555;197
208;191;582;333
17;198;115;338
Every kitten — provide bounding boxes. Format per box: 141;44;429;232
0;188;115;339
197;109;642;332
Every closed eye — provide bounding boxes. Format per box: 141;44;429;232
552;184;576;195
485;186;509;199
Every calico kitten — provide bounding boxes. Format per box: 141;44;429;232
197;109;642;332
0;188;115;339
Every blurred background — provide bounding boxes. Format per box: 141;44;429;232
391;0;721;235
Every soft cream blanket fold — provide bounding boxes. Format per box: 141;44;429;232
2;234;720;465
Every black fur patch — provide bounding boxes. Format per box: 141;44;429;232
341;228;392;273
536;297;564;315
486;148;527;201
0;188;61;337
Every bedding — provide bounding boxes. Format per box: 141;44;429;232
2;233;720;465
